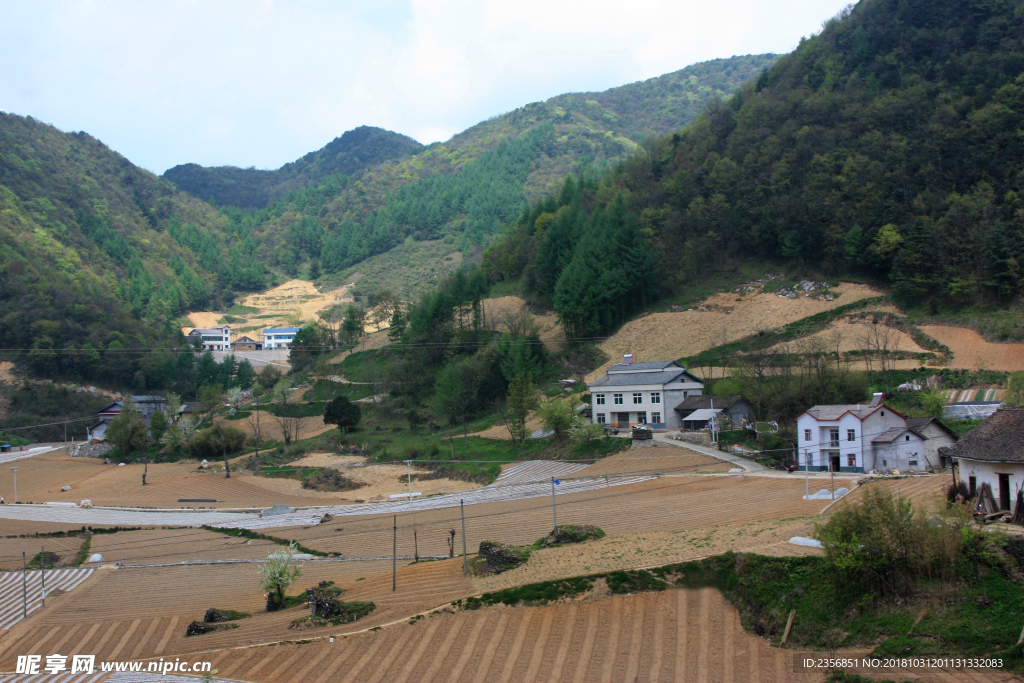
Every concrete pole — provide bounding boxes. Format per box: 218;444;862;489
460;499;468;575
10;467;17;504
406;460;413;499
392;515;397;592
804;449;809;499
40;546;45;608
22;552;26;619
551;477;558;532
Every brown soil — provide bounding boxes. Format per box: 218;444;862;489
185;279;349;339
218;412;335;444
921;325;1024;371
86;528;280;566
481;296;566;351
149;587;982;683
247;453;481;502
587;282;885;382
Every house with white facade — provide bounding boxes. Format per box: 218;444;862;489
588;356;704;429
796;394;958;473
263;327;300;350
949;409;1024;512
187;326;231;351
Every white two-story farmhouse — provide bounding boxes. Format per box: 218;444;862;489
796;393;957;473
187;326;231;351
588;356;704;429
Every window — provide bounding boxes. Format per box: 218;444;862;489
847;454;856;467
847;429;856;442
804;429;812;442
652;412;661;423
596;394;606;405
883;460;888;467
881;411;885;416
651;392;661;404
683;391;688;399
829;428;839;447
596;413;606;424
633;393;642;404
905;435;910;441
613;394;623;405
909;458;918;466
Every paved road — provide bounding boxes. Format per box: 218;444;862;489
0;445;66;466
653;433;768;472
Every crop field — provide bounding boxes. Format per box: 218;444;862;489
259;475;853;562
177;589;829;683
0;536;84;571
88;529;280;567
0;568;94;630
921;325;1024;372
586;282;884;382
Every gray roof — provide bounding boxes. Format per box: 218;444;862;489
189;328;229;335
129;395;166;403
948;409;1024;463
607;361;679;372
906;417;958;440
591;368;699;388
674;394;747;414
802;404;898;421
872;427;923;444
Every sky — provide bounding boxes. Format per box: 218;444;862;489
0;0;854;174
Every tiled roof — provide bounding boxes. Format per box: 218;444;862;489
673;394;745;414
590;369;694;388
948;409;1024;463
906;417;958;439
803;404;899;421
871;427;923;444
607;361;679;372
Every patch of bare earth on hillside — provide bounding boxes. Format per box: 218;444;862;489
587;282;884;382
473;518;821;593
921;325;1024;371
482;296;566;351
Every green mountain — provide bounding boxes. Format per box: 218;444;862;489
163;126;424;211
0;112;258;385
206;55;778;286
484;0;1024;337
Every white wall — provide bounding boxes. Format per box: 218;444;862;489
589;380;702;427
959;458;1024;511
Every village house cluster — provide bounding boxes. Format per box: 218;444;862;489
185;326;300;352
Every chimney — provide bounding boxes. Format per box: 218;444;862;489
622;354;633;366
869;392;883;407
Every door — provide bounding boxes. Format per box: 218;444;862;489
829;453;841;472
999;473;1011;511
618;413;630;427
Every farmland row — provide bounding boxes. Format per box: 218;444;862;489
0;569;93;630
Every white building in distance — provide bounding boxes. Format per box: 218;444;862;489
588;356;704;429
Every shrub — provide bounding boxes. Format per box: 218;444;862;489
188;424;247;460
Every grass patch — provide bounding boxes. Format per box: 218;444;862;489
206;608;250;621
225;411;251;421
202;526;333;558
455;576;596;609
226;304;259;315
69;537;91;567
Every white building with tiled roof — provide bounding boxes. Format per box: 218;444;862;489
588;356;704;429
796;393;956;473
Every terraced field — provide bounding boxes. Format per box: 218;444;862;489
0;568;94;630
88;529;280;567
0;536;84;571
184;587;1000;683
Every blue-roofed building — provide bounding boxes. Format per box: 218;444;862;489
263;327;300;350
587;356;704;429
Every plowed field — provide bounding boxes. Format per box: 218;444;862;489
587;282;884;382
87;528;279;566
921;325;1024;371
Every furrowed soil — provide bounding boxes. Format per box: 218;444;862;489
587;282;884;382
921;325;1024;371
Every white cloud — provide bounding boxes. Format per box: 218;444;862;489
0;0;852;172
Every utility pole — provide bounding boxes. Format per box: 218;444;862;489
551;477;558;532
804;449;810;499
392;515;397;592
40;546;45;608
710;398;716;445
405;460;413;499
460;499;468;575
22;552;26;619
10;467;17;504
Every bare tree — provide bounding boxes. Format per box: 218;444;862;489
495;306;540;339
858;318;902;394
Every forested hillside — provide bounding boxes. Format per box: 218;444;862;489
484;0;1024;338
203;55;778;281
163;126;424;210
0;113;261;385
